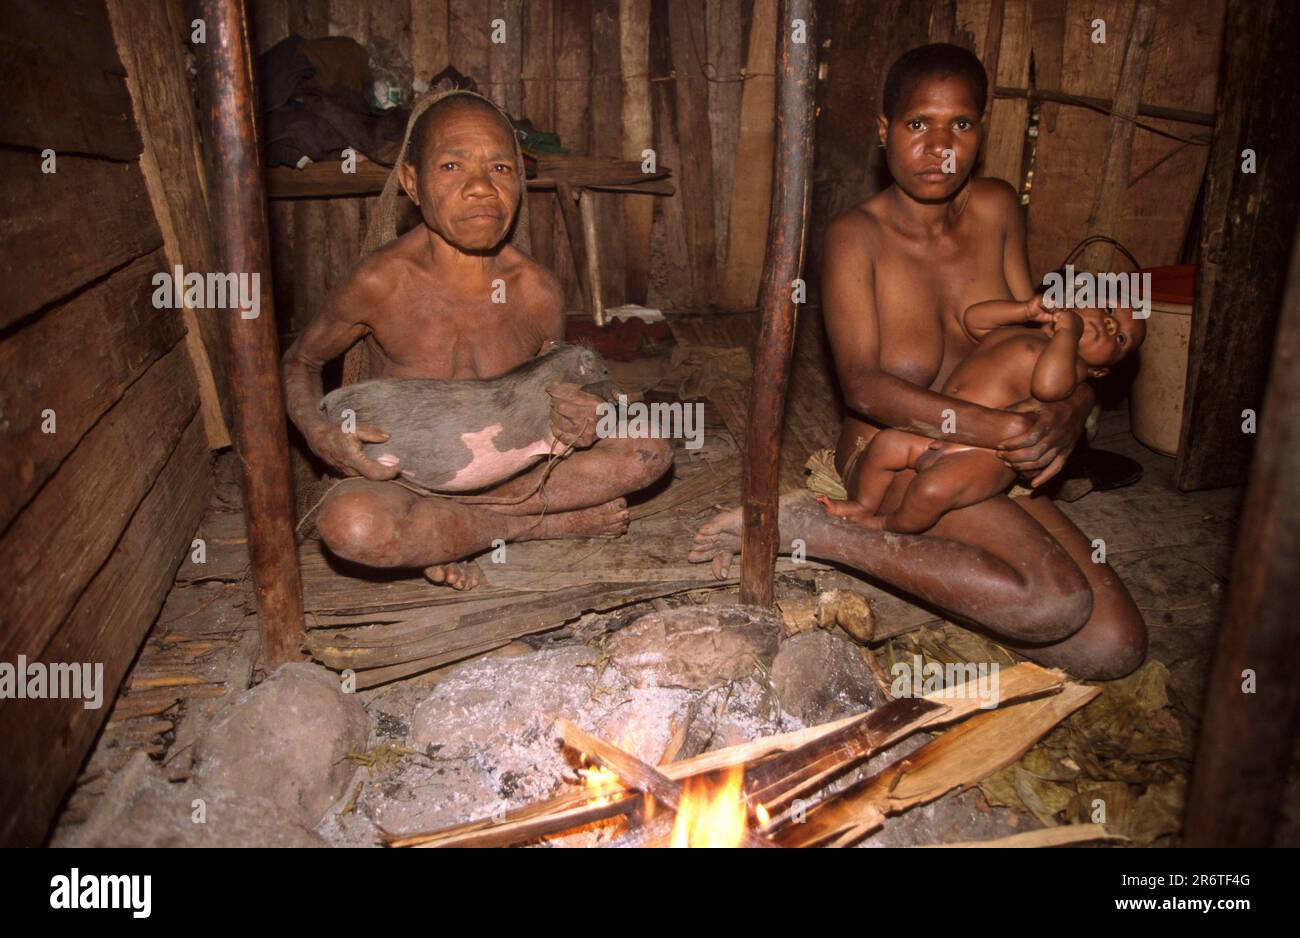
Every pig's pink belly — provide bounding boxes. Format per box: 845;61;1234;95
411;424;552;493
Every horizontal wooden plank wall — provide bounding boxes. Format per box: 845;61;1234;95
251;0;774;334
0;0;213;845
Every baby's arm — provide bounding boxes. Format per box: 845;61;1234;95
1030;310;1086;401
962;294;1052;342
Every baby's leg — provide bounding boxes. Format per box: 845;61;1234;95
819;429;931;524
882;450;1016;534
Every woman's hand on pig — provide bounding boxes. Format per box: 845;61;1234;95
997;398;1086;487
547;382;604;449
307;420;401;480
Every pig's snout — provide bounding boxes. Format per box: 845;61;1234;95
580;379;620;403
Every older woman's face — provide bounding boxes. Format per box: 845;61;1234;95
877;74;984;202
399;104;522;251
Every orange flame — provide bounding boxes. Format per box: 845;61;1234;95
577;754;620;806
670;766;749;848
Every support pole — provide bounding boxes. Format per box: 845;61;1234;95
739;0;816;607
1183;213;1300;846
196;0;305;666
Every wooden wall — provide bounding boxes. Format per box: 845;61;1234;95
259;0;1223;334
251;0;773;336
0;0;218;845
813;0;1224;283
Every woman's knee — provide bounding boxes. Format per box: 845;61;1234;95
317;490;398;561
1070;593;1148;681
1011;553;1094;642
622;436;674;488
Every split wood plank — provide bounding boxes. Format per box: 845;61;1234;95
250;0;292;54
0;344;199;669
619;0;654;304
666;0;718;307
0;414;211;846
746;696;943;812
307;579;724;670
1029;0;1068;133
1082;0;1157;271
776;681;1100;847
411;0;451;87
978;0;1030;188
449;0;490;90
646;32;693;311
916;823;1121;848
590;0;627;309
0;0;141;160
486;0;524;116
522;0;557;269
719;0;776;310
266;160;392;198
551;0;592;307
107;0;231;449
707;0;745;272
0;150;162;326
0;249;181;531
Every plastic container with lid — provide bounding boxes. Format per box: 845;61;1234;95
1129;265;1195;457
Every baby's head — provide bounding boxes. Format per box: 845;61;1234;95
1074;306;1146;376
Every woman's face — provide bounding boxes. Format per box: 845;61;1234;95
877;74;985;203
398;105;522;252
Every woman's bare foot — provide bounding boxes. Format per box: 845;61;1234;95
815;494;867;523
423;499;630;590
688;490;839;578
424;559;484;590
517;497;631;540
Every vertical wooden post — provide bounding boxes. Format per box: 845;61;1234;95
1183;214;1300;847
739;0;816;608
1176;0;1300;490
196;0;305;666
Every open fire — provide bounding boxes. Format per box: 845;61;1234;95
384;663;1096;849
669;767;749;848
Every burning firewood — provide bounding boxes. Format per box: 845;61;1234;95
556;719;773;848
383;662;1078;848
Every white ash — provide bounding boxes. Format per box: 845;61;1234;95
315;631;806;847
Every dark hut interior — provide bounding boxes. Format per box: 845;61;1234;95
1;0;1296;862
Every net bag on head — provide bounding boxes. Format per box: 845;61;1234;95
362;82;532;255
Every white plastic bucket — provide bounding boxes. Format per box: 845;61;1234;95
1130;296;1193;457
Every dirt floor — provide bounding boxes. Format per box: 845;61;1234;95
50;310;1243;847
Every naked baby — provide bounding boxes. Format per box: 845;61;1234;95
818;295;1146;533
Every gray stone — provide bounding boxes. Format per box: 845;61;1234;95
191;662;369;826
606;606;782;690
409;645;594;754
59;752;328;848
770;629;876;725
